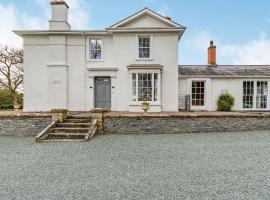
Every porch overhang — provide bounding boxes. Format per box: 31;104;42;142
127;64;163;71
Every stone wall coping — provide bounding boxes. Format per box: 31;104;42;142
103;111;270;118
0;111;52;118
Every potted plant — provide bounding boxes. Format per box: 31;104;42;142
141;96;150;112
13;104;20;111
51;108;68;122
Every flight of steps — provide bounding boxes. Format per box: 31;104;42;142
36;116;98;142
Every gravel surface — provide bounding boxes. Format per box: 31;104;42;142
1;131;270;200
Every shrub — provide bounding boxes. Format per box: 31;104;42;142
0;89;23;108
217;93;235;111
0;104;14;110
0;89;13;105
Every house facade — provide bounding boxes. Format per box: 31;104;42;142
15;0;270;112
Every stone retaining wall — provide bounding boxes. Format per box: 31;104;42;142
104;116;270;134
0;117;51;137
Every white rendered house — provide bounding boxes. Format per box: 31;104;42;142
15;0;270;112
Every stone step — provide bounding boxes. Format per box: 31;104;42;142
67;115;91;120
50;127;89;133
56;123;91;128
42;139;85;142
64;119;91;123
48;132;87;140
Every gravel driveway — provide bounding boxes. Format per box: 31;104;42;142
1;131;270;200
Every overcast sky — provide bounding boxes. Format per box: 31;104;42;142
0;0;270;65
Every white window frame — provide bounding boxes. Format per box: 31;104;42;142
88;38;103;62
129;71;161;105
242;80;269;110
137;35;154;60
191;80;206;107
188;78;211;111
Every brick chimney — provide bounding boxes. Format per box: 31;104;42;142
49;0;71;30
208;40;216;65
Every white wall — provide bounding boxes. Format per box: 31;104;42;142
179;77;270;111
23;36;49;112
67;36;86;111
110;33;179;112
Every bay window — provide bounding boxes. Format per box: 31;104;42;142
132;73;159;102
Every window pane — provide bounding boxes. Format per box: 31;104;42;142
192;81;205;106
256;81;268;109
243;81;254;109
132;73;158;102
90;39;102;60
139;37;150;58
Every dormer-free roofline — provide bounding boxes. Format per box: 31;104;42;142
108;7;186;29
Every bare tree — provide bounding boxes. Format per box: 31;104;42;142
0;45;23;107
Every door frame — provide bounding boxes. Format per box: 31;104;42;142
94;76;112;110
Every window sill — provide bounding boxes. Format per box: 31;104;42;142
136;58;154;61
129;102;161;106
87;59;104;62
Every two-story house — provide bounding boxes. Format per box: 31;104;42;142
15;0;270;112
15;0;185;112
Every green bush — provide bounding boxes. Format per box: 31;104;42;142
0;104;14;110
217;93;235;111
0;89;23;109
0;89;13;105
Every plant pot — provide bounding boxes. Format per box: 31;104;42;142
51;109;68;122
14;104;20;111
141;102;150;112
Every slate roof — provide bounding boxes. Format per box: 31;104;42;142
179;65;270;77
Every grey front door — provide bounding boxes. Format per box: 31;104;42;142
95;77;111;110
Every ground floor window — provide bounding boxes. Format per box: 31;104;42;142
243;81;254;109
256;81;268;109
192;81;205;106
132;73;158;102
243;81;268;109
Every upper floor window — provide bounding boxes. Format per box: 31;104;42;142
138;36;150;59
90;39;102;60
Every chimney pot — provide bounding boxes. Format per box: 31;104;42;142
50;0;69;8
208;40;216;65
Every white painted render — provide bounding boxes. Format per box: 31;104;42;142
19;3;269;112
18;6;184;112
179;77;270;111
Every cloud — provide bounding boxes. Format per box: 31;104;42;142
66;0;90;29
184;30;215;52
220;32;270;65
0;3;46;48
35;0;90;29
157;5;169;16
184;30;270;65
0;0;90;47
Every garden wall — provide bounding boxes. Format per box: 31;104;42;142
104;115;270;134
0;116;51;137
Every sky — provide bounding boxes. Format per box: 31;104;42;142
0;0;270;65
